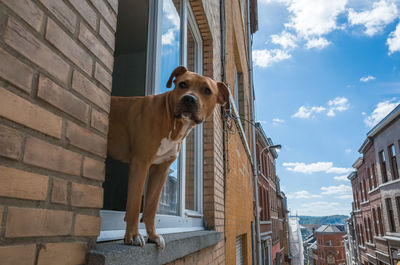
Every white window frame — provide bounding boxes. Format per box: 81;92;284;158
98;0;204;242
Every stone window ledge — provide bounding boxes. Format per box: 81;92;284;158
88;230;221;265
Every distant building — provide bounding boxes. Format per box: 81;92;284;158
314;225;346;265
256;122;291;265
348;104;400;265
369;105;400;265
343;214;360;265
304;233;317;265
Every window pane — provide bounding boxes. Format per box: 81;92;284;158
159;0;181;94
158;160;180;215
158;0;181;216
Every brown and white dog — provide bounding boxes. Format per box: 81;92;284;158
107;66;229;249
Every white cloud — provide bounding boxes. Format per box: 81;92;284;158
292;97;350;118
360;75;376;82
286;190;322;199
364;98;400;127
297;201;350;216
271;31;298;49
259;0;287;3
272;118;285;126
162;29;175;45
334;175;350;181
345;148;352;154
387;22;400;54
283;162;353;174
327;97;350;117
321;184;352;195
163;0;180;29
337;194;353;199
348;0;399;36
285;0;348;37
362;112;366;115
161;0;180;45
252;49;292;68
306;37;331;49
292;105;326;118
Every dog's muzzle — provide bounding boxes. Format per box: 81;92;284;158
175;94;201;123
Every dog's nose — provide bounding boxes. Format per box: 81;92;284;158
182;94;198;106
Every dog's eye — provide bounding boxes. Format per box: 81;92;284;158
179;82;188;89
204;87;212;95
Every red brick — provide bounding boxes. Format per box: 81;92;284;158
4;17;70;84
0;46;33;93
0;165;48;201
23;136;82;176
72;71;110;112
94;62;112;91
71;182;103;208
66;121;107;157
51;178;68;205
0;124;22;160
68;0;97;30
74;214;101;236
2;0;44;32
0;87;62;138
6;207;73;237
91;108;109;134
38;0;77;33
37;242;86;265
37;75;89;123
79;23;114;71
90;0;117;31
0;244;36;265
83;156;105;181
46;19;93;75
99;19;115;50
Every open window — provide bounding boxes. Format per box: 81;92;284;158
99;0;204;242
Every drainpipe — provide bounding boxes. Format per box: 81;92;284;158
246;0;262;264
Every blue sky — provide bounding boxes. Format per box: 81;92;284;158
252;0;400;216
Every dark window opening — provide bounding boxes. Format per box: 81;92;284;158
386;198;396;232
103;0;150;211
379;150;388;183
388;144;399;180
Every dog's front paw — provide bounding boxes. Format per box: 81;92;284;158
149;235;165;250
124;234;146;247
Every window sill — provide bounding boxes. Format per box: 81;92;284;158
88;230;222;265
360;200;370;206
365;242;376;248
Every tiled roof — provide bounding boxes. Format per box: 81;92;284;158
315;224;345;233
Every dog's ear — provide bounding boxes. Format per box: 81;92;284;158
217;82;230;106
166;66;188;88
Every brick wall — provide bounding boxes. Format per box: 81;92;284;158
316;233;346;265
0;0;116;264
224;0;255;264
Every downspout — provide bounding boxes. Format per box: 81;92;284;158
246;0;262;264
220;0;227;253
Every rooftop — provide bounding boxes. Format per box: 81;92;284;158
315;224;346;234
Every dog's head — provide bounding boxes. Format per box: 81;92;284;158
166;66;229;124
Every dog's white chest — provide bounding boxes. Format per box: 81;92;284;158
153;138;180;165
152;119;194;165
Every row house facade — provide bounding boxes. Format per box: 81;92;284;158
0;0;263;264
314;225;346;265
256;123;291;265
348;104;400;265
343;213;360;265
